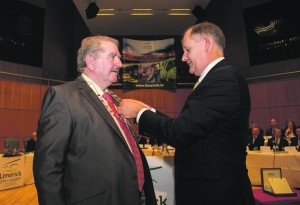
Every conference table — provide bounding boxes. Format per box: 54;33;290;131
2;146;300;205
246;149;300;188
0;152;34;191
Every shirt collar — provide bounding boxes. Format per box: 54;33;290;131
196;57;225;84
81;73;106;97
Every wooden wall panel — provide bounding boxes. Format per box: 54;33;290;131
0;80;48;152
249;83;269;109
249;78;300;133
1;78;299;153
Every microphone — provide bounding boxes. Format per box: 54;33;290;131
272;139;278;152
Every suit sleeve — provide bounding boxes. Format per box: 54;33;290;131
33;87;72;205
139;69;242;148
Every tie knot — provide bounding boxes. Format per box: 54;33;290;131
102;92;113;102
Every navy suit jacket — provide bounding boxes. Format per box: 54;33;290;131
33;78;156;205
139;60;254;205
248;135;265;150
267;137;289;151
290;136;299;146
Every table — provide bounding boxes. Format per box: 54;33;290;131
141;145;175;205
23;153;34;185
246;151;300;188
0;153;34;191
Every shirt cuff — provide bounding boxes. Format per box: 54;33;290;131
136;108;156;123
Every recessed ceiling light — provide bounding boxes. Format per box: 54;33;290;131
169;13;191;16
132;9;153;11
170;8;191;11
99;9;115;11
97;14;116;16
130;13;154;16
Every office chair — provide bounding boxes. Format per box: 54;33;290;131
4;137;20;152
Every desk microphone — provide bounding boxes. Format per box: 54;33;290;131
272;139;279;168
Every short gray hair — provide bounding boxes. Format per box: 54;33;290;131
77;36;119;73
186;21;226;51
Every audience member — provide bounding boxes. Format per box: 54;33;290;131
248;127;265;150
283;119;297;140
290;126;300;147
248;121;263;138
267;127;289;151
265;118;278;136
25;131;37;152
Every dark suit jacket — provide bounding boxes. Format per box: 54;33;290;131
25;138;36;152
267;137;289;151
290;137;299;146
248;135;265;150
139;60;254;205
265;127;277;136
33;78;156;205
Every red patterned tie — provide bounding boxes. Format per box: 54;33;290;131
102;92;144;192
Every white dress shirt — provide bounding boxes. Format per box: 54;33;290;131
136;57;225;123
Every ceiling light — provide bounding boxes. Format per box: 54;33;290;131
170;9;191;11
169;13;191;16
85;2;99;19
99;9;114;11
97;14;116;16
132;9;153;11
130;13;154;16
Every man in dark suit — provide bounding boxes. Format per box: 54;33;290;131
118;22;254;205
290;126;300;148
267;127;289;151
33;36;156;205
265;118;278;136
248;127;265;150
248;121;264;138
25;131;37;152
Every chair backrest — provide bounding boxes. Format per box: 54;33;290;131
4;138;20;151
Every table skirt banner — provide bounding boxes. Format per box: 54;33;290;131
0;156;24;191
146;156;175;205
23;153;34;185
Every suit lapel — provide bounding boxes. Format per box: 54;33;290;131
191;59;228;93
76;78;127;145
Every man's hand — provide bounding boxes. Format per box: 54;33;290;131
117;99;151;118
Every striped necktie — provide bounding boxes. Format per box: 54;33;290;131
102;92;144;192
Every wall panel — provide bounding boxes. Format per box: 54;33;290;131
1;78;299;153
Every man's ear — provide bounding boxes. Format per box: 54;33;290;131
203;37;210;52
85;55;94;71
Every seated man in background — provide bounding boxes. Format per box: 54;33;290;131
248;121;264;138
248;127;265;150
26;131;37;152
290;126;300;151
265;118;278;136
267;127;289;151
